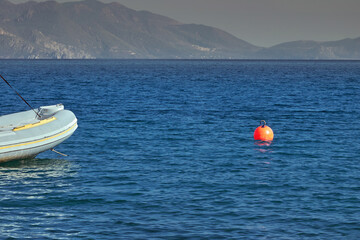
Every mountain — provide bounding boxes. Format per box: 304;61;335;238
0;0;260;59
257;38;360;59
0;0;359;59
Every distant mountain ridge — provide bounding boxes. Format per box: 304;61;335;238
257;38;360;59
0;0;359;59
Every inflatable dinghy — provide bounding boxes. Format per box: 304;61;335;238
0;104;77;163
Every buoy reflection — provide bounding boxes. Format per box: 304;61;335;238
254;140;273;153
254;140;272;147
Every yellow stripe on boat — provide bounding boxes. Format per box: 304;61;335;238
0;123;77;150
13;117;56;132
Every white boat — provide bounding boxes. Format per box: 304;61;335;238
0;104;78;163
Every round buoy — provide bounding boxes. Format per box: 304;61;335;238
254;120;274;141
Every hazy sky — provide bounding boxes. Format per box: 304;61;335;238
9;0;360;47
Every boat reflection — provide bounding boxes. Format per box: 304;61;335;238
0;157;77;180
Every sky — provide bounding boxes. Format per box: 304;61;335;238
8;0;360;47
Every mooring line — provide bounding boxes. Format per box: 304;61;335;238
0;73;41;118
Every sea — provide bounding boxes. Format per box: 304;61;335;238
0;60;359;239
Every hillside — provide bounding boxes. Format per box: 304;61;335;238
0;0;359;59
257;38;360;59
0;0;260;59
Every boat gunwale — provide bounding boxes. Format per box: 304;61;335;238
0;128;76;157
12;116;56;132
0;110;77;146
0;121;77;151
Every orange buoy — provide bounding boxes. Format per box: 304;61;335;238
254;120;274;141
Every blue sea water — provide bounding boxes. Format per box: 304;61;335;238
0;60;360;239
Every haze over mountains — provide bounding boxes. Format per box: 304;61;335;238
0;0;359;59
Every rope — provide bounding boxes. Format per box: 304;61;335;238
51;148;68;157
0;73;41;118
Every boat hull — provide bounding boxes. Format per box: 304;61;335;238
0;104;77;163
